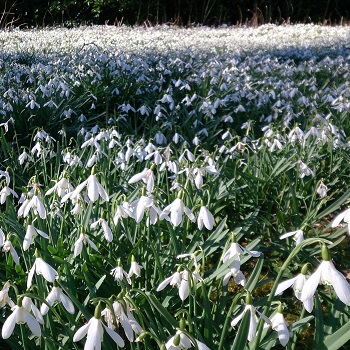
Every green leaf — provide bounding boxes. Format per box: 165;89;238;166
313;292;326;350
145;292;178;329
323;319;350;350
245;254;264;293
231;308;250;350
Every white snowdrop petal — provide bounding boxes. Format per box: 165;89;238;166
1;309;17;339
24;311;41;337
104;324;125;347
275;276;298;296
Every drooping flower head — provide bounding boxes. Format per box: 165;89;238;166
2;296;41;340
275;263;313;312
231;292;270;342
73;302;125;349
300;244;350;308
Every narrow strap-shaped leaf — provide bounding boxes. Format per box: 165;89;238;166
313;291;326;350
144;292;178;329
323;319;350;350
245;254;264;293
231;308;251;350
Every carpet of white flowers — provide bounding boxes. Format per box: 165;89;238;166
1;24;350;349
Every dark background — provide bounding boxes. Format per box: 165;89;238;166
0;0;349;28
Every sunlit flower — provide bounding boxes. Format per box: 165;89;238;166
275;264;313;312
103;300;142;342
130;195;154;223
157;269;202;301
73;303;125;349
331;208;350;234
40;284;75;315
90;218;113;242
223;263;246;287
23;224;49;251
74;233;99;257
197;205;215;230
269;309;290;347
222;240;261;264
128;167;155;193
160;197;196;227
0;282;14;308
231;293;270;342
0;186;18;204
111;261;131;284
128;256;143;278
61;168;108;203
165;329;210;350
22;297;44;324
27;256;58;289
45;176;73;198
2;301;41;339
279;229;304;246
113;201;134;225
18;192;46;219
2;240;20;265
300;245;350;308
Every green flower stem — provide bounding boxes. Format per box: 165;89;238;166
252;237;332;350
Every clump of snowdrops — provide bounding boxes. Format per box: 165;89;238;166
1;24;350;350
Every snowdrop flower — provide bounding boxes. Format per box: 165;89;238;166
157;268;202;301
0;185;18;204
279;229;304;246
316;181;328;198
23;224;49;251
197;205;215;230
104;300;142;342
40;283;75;315
298;161;314;178
128;166;155;193
2;239;20;265
111;261;131;284
192;135;200;146
90;217;113;242
0;170;10;185
45;176;73;198
160;197;196;227
223;263;246;287
222;236;261;264
192;168;206;189
128;255;143;278
231;293;270;342
73;303;125;349
331;208;350;234
22;297;44;325
18;151;33;165
130;195;155;223
154;131;167;145
301;244;350;308
113;200;133;225
2;298;41;339
165;319;210;350
61;166;108;203
178;149;195;163
27;253;58;289
268;306;290;347
74;233;99;257
18;190;46;219
0;282;14;308
275;264;313;312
